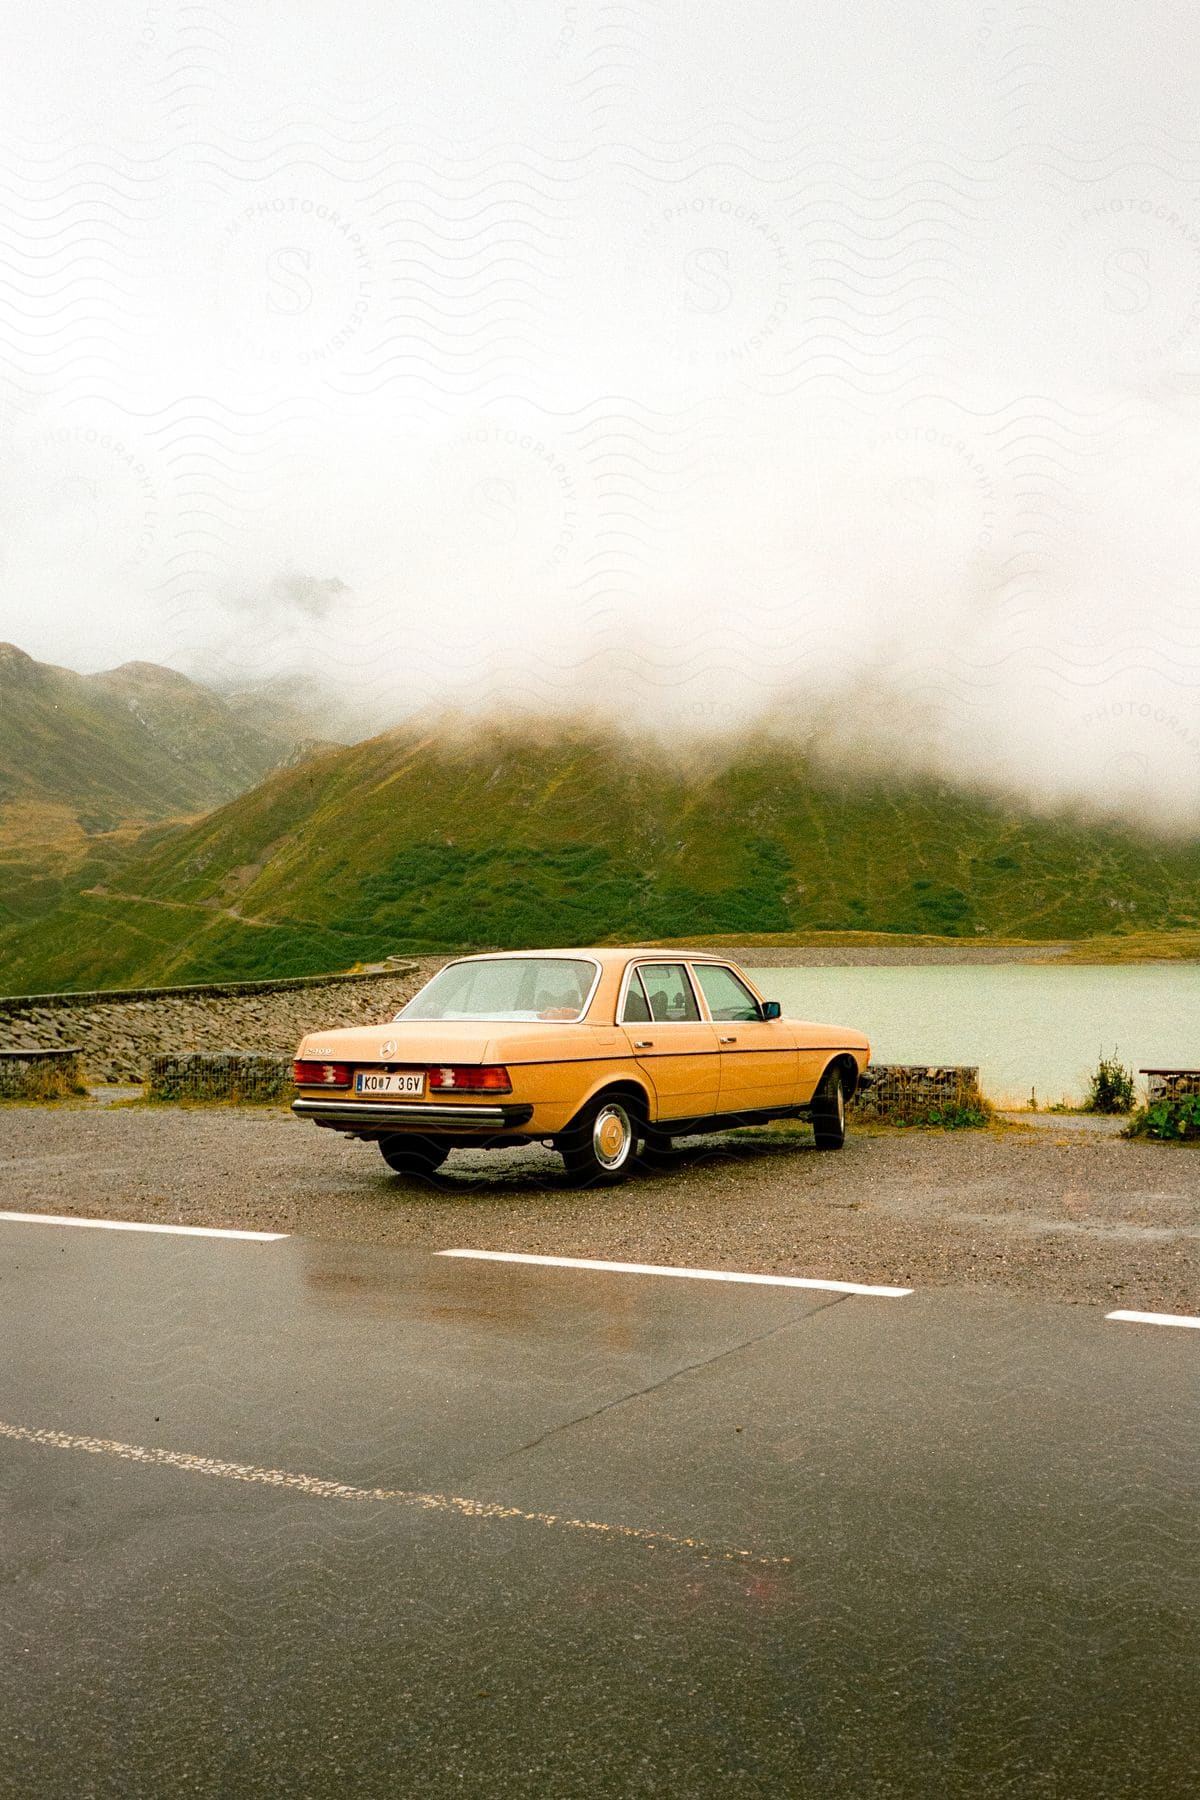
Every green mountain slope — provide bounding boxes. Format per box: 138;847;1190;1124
0;644;298;821
3;720;1200;993
0;643;320;928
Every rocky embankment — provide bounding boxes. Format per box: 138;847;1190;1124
0;962;445;1084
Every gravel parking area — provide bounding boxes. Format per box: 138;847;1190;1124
3;1104;1197;1314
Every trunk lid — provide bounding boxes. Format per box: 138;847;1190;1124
296;1021;496;1064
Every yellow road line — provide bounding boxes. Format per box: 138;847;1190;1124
0;1421;788;1567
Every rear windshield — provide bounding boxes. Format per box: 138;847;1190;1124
396;958;599;1022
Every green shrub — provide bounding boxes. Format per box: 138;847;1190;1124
1124;1094;1200;1141
1083;1051;1135;1114
892;1102;992;1130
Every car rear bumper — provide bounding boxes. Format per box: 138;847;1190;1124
292;1098;535;1132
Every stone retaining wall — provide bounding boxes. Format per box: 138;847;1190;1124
0;1047;89;1100
0;964;422;1014
1143;1071;1200;1103
148;1053;294;1104
851;1063;985;1121
0;961;444;1084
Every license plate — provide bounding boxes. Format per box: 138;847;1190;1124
355;1070;424;1097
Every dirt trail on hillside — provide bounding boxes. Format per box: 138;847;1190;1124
85;888;279;928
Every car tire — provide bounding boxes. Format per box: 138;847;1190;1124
378;1135;450;1177
811;1066;847;1151
560;1094;640;1186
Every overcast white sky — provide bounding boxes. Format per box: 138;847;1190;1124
3;2;1200;822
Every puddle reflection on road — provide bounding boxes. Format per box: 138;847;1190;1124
297;1238;648;1359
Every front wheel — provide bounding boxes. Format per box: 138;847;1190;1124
560;1095;639;1186
811;1067;846;1151
378;1135;449;1177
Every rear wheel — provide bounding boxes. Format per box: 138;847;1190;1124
560;1095;640;1186
378;1135;450;1177
811;1066;847;1151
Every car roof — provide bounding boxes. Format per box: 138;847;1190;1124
449;947;738;966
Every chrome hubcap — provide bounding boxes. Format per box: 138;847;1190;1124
593;1103;632;1170
836;1081;845;1130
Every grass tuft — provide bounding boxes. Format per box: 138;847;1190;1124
0;1061;90;1103
888;1101;995;1130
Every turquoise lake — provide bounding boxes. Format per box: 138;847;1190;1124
745;964;1200;1107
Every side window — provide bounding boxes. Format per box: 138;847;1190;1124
693;963;761;1023
637;963;700;1023
620;969;652;1023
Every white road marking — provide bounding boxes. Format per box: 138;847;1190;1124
437;1248;911;1297
0;1211;287;1243
1106;1309;1200;1330
0;1421;786;1567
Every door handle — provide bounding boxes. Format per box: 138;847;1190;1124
633;1039;654;1049
719;1035;738;1044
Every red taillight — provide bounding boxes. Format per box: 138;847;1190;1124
294;1060;351;1087
428;1065;512;1093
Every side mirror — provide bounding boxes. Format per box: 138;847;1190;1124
761;1000;782;1021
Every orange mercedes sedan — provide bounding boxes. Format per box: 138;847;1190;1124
292;948;870;1184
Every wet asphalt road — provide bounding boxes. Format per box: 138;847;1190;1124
1;1220;1198;1799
